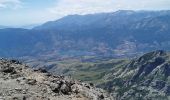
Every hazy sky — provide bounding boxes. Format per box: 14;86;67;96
0;0;170;26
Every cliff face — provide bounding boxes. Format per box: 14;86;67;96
99;50;170;100
0;59;112;100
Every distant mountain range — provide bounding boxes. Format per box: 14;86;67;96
0;10;170;58
0;25;9;29
20;23;41;29
0;24;39;29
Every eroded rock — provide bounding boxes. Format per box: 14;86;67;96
0;59;112;100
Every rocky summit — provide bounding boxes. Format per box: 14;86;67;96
0;59;112;100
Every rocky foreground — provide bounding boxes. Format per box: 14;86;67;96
0;59;112;100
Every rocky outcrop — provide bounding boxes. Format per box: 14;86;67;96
0;59;112;100
99;50;170;100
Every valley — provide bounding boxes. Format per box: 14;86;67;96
0;10;170;100
24;50;170;100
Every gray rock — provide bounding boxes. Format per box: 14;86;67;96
50;83;60;93
0;59;112;100
60;84;71;95
26;79;37;85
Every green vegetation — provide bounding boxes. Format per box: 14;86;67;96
26;50;170;100
56;58;130;85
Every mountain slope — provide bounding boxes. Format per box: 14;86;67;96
98;50;170;100
23;50;170;100
24;56;129;85
0;10;170;58
0;59;112;100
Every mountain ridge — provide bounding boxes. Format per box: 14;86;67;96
96;50;170;100
0;10;170;58
0;25;10;29
22;50;170;100
0;58;112;100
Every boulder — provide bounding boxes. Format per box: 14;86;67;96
26;79;37;85
60;84;71;95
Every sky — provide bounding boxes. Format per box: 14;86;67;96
0;0;170;26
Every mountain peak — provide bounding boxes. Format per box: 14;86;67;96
138;50;167;61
